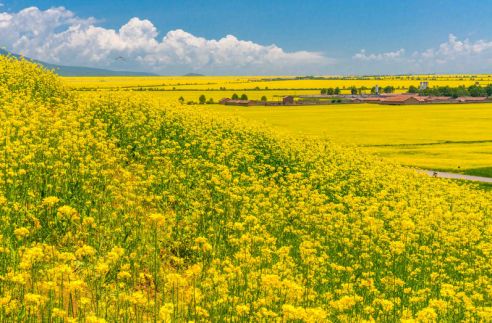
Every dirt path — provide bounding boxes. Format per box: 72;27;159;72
420;170;492;183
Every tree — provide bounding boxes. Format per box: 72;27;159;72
383;86;395;94
454;86;469;98
408;85;418;93
334;87;341;95
240;94;248;100
486;84;492;96
231;93;239;100
468;85;487;97
178;96;185;104
199;94;206;104
206;98;214;104
320;89;327;95
350;86;358;95
326;88;335;95
261;95;267;102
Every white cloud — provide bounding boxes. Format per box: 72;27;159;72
418;34;492;63
353;48;405;61
0;6;331;74
352;34;492;73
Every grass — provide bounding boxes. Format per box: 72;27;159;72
463;166;492;178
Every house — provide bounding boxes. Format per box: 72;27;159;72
219;98;231;104
282;96;294;105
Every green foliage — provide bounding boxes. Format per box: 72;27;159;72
199;94;206;104
383;86;395;93
416;84;491;97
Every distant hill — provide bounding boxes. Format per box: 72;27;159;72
184;73;205;76
0;49;158;76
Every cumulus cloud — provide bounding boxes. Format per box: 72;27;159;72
353;48;405;61
352;34;492;73
419;34;492;63
0;6;331;74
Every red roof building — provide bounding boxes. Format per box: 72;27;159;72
380;95;425;105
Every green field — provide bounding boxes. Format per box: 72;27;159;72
213;103;492;177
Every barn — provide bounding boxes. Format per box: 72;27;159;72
380;95;425;105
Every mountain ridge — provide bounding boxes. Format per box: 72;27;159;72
0;49;158;76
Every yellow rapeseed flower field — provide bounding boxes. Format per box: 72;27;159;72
2;56;492;321
63;75;492;91
212;104;492;176
65;74;492;177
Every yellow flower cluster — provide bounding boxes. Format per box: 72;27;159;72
0;56;492;321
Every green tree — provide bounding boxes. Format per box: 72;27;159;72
320;89;327;95
408;85;418;93
261;96;267;102
454;86;469;98
334;87;341;95
240;94;248;100
383;86;395;94
199;94;206;104
231;93;239;100
468;85;487;97
326;88;335;95
486;84;492;96
178;96;185;104
350;86;358;95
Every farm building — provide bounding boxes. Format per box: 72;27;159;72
282;96;295;105
361;97;385;103
224;100;253;107
456;96;490;103
424;96;454;103
379;95;425;105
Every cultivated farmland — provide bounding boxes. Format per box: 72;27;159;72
1;57;492;321
66;75;492;177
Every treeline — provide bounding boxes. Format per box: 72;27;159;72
178;93;268;105
322;86;395;95
321;84;492;97
409;84;492;97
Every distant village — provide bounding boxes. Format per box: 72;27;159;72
220;82;492;106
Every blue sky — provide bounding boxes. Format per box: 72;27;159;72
1;0;492;75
